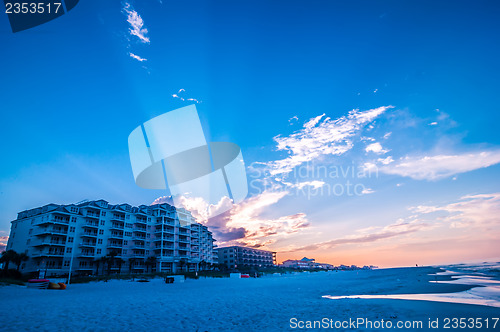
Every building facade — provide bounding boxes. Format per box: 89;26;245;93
281;257;333;270
6;200;218;276
216;246;276;269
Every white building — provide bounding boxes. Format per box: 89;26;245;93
6;200;218;277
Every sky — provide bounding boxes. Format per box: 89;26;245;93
1;0;500;267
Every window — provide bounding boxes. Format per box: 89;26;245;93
146;234;150;238
69;227;75;232
70;207;78;213
99;229;104;235
64;261;70;267
123;240;128;245
126;215;130;219
97;249;102;254
123;250;127;254
29;229;32;235
100;220;105;225
66;247;72;253
126;223;132;228
101;211;106;216
125;232;132;237
71;217;77;222
68;237;74;243
98;239;103;244
26;239;30;245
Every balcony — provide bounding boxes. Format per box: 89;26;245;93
38;217;70;226
109;233;123;239
82;221;99;229
134;218;147;224
32;251;65;258
133;228;147;234
132;235;146;241
178;238;190;244
33;239;66;247
34;228;68;236
110;223;124;230
79;241;96;247
81;231;98;238
110;214;125;221
85;211;100;219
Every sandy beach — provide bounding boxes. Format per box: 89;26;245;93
1;267;500;331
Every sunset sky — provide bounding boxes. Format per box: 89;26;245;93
1;0;500;267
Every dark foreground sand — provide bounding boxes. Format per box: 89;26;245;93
1;267;499;331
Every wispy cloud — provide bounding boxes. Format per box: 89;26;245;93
287;217;430;252
411;193;500;229
123;3;150;44
379;150;500;180
129;52;147;62
265;106;393;177
172;89;202;103
361;188;375;194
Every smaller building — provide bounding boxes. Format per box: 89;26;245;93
281;257;333;270
216;246;276;269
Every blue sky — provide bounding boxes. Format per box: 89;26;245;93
1;0;500;266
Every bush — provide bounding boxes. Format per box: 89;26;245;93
0;278;25;286
0;269;22;280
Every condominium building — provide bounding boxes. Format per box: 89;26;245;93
281;257;333;270
5;200;218;277
216;246;276;269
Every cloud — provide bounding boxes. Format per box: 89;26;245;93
206;190;310;247
411;193;500;229
288;116;299;125
429;122;438;126
288;217;430;252
129;52;147;62
265;106;393;177
123;3;150;44
0;235;8;252
365;142;389;154
361;188;375;194
172;89;202;103
379;150;500;180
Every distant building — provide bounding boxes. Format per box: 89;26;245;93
281;257;333;270
216;246;276;269
6;200;217;276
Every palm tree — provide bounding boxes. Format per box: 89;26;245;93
100;256;109;276
178;258;187;273
13;253;29;271
0;250;19;271
106;251;118;275
145;256;156;273
199;260;207;271
116;258;125;274
128;257;137;274
94;257;105;276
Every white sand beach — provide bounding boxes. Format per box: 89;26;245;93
1;267;500;331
